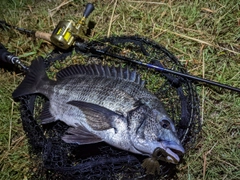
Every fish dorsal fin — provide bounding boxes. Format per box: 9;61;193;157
56;64;145;86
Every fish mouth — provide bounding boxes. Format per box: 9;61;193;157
156;141;185;164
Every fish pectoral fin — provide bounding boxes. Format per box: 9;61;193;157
67;100;117;131
40;101;56;124
62;126;102;145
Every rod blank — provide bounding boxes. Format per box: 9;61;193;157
91;48;240;93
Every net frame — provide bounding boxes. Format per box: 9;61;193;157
17;36;201;179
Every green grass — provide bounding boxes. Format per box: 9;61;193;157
0;0;239;179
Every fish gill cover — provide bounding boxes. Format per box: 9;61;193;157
17;36;201;180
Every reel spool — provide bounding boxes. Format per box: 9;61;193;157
19;36;201;179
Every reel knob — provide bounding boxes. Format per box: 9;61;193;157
83;3;94;18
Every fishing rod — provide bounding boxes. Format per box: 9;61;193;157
0;20;51;42
89;47;240;93
0;3;239;93
0;43;29;71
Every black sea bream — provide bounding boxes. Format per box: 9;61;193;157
13;58;185;164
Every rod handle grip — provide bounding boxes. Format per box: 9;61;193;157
0;43;12;63
35;31;51;42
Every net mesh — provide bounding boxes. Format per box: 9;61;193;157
17;36;201;179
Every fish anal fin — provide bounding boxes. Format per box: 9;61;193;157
62;127;102;145
40;101;56;124
67;100;117;131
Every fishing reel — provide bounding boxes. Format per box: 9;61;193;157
50;3;94;49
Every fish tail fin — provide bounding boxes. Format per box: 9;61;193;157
12;57;49;99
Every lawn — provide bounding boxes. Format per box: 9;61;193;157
0;0;239;179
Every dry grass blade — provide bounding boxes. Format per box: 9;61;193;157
202;142;217;179
107;0;118;37
8;101;14;151
48;0;74;26
128;0;167;5
156;27;240;54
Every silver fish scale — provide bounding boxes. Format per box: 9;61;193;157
44;75;158;116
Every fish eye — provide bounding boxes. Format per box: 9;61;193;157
161;119;170;129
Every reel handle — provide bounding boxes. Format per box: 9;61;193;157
50;3;95;50
83;3;94;18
